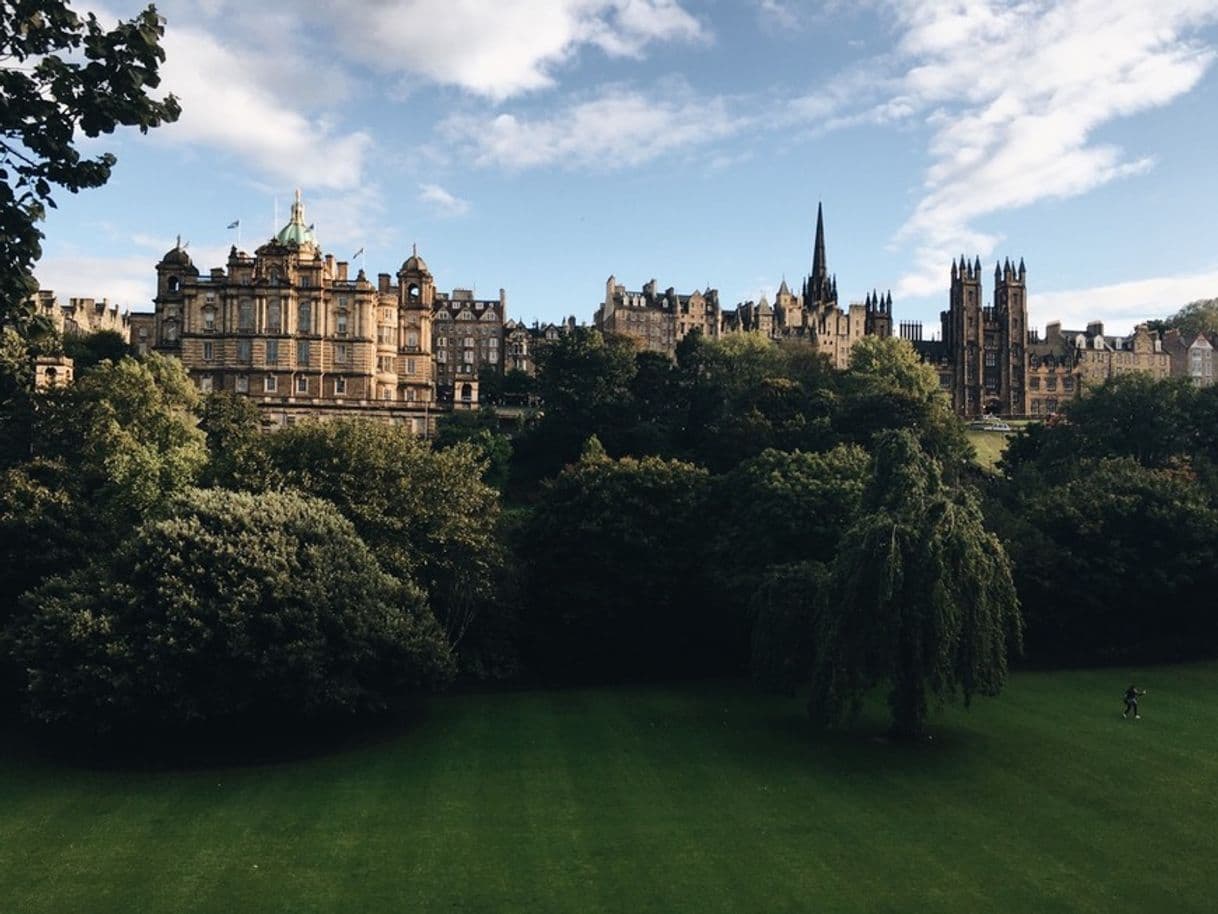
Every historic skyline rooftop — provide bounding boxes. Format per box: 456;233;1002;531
30;0;1218;335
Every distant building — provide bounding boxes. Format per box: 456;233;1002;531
138;190;515;431
29;290;132;340
1163;329;1216;387
594;203;892;365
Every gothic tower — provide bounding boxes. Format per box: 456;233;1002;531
993;257;1028;416
946;255;985;417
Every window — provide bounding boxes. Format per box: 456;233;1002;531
237;339;252;363
489;337;499;350
437;349;447;363
203;309;215;332
463;350;474;364
461;383;473;402
334;376;346;395
1063;376;1075;392
264;374;278;392
266;338;279;365
235;375;249;393
1029;376;1040;390
381;387;393;401
406;358;416;374
377;325;395;345
406;331;419;349
407;388;416;402
297;340;310;365
199;374;213;393
297;300;312;333
984;351;996;367
239;300;254;331
337;312;348;336
489;351;499;364
296;375;309;394
203;341;214;362
168;276;180;293
164;323;178;343
1047;376;1057;391
377;355;395;373
464;336;474;348
300;274;311;288
335;342;350;364
267;299;282;332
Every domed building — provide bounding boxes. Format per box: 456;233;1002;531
143;191;507;430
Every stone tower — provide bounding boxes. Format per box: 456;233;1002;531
944;256;985;417
993;257;1028;416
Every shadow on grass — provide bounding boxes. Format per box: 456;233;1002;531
0;699;429;773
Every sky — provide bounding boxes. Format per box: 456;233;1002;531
33;0;1218;336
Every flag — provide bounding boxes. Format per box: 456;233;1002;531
307;223;315;232
353;247;365;259
226;219;240;229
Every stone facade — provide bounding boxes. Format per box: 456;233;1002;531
141;191;491;432
30;290;132;340
593;204;892;365
910;259;1172;418
432;287;505;404
1163;329;1216;387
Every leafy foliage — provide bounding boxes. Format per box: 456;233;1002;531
7;488;454;729
62;329;133;371
434;408;512;490
232;420;502;651
521;446;720;679
750;561;828;695
812;431;1023;738
1;1;180;332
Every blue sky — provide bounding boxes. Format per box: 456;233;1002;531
35;0;1218;335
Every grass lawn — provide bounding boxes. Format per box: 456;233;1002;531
3;664;1217;913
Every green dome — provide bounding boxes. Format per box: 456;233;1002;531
275;189;317;247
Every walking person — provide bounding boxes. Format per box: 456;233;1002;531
1123;684;1146;719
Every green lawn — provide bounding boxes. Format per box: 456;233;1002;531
3;664;1217;914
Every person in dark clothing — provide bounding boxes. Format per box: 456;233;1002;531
1123;685;1146;719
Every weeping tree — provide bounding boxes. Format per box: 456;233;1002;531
810;430;1022;739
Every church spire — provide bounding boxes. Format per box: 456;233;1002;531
810;201;828;301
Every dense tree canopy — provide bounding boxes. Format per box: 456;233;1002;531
232;420;502;650
521;442;720;679
7;488;453;729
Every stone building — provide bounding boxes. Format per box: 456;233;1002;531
908;258;1172;418
143;191;448;432
432;287;505;406
29;290;132;340
594;203;892;364
1163;329;1216;387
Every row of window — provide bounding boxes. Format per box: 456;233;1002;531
202;339;423;370
1028;375;1075;392
198;374;431;400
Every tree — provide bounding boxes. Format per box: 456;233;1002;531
0;354;205;627
233;420;502;651
62;328;132;371
750;561;828;695
1162;298;1218;339
846;335;941;401
521;445;719;679
7;488;454;730
811;431;1023;739
197;390;269;487
434;408;512;491
1;1;180;333
1002;458;1218;663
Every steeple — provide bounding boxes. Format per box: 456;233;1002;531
275;188;316;247
809;201;828;301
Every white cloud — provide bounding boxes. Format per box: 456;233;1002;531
419;184;472;217
881;0;1218;298
1030;268;1218;336
154;22;372;190
756;0;799;30
324;0;705;101
442;85;743;170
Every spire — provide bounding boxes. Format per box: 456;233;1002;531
995;260;1002;282
974;255;982;277
951;259;958;280
1018;257;1026;280
810;201;828;300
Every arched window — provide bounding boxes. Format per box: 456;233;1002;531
239;299;254;331
168;276;180;293
164;322;178;342
460;383;472;402
297;300;311;333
